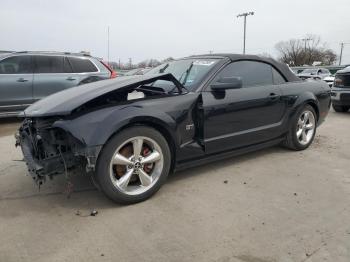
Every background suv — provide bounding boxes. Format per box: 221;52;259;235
0;51;116;117
331;66;350;112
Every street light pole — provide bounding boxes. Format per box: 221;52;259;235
237;12;254;55
301;38;312;52
301;38;312;65
339;42;349;66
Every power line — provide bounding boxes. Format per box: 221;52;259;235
236;12;254;55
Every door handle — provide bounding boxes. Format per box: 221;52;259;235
66;77;76;81
17;78;28;82
269;93;279;99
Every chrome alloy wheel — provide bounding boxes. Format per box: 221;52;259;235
109;136;163;195
296;110;316;145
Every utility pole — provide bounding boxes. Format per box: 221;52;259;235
339;42;350;66
129;58;132;69
237;12;254;55
107;26;110;64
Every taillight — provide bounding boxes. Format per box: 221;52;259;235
101;61;117;79
110;70;117;79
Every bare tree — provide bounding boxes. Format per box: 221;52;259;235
161;57;175;63
275;35;337;66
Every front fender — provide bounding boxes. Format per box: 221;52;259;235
52;105;178;147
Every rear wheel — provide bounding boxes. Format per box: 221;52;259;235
332;104;349;112
96;126;171;204
284;105;317;151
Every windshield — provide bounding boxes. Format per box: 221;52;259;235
145;58;219;91
301;69;318;74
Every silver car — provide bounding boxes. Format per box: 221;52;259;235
0;51;116;117
297;68;331;80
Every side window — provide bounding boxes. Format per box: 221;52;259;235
63;57;73;73
272;68;286;84
213;61;273;88
67;57;98;73
34;56;65;73
0;56;33;74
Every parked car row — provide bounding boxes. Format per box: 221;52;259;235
295;67;350;112
0;51;117;117
119;67;152;76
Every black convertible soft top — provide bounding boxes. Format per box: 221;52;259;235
189;53;300;82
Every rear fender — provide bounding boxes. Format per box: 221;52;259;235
286;91;319;129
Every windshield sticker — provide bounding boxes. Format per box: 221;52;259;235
193;60;216;66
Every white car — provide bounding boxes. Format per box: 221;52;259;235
297;68;331;80
323;76;335;87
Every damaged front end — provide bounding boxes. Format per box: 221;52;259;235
16;117;97;185
16;73;186;186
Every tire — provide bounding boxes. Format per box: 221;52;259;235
96;126;171;204
332;104;349;112
283;105;317;151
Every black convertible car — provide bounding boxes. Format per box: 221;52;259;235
17;54;331;204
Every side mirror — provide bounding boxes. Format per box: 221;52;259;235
211;77;243;90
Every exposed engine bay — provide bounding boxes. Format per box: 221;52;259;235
16;118;85;184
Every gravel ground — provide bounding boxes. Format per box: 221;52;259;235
0;110;349;262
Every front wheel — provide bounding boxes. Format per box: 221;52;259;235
283;105;317;151
96;126;171;204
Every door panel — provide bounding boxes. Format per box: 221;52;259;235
33;73;81;101
0;74;33;109
202;60;287;154
202;86;285;153
0;55;34;112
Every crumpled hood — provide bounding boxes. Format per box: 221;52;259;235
23;73;182;117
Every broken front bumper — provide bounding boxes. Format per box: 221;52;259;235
16;131;43;177
16;118;102;184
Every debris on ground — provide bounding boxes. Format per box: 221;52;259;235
223;180;228;184
75;209;99;217
90;210;98;216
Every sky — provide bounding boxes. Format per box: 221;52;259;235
1;0;350;64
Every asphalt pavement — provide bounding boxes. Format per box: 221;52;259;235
0;110;349;262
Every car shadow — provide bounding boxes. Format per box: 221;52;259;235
168;145;290;182
2;145;292;211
